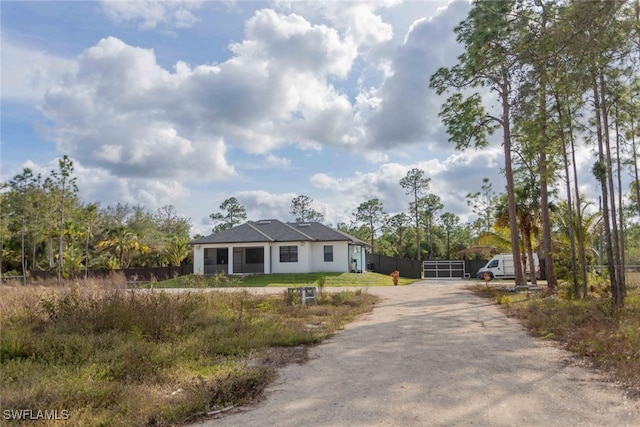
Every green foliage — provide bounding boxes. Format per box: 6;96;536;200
163;236;190;266
437;93;496;150
0;162;193;275
210;197;248;233
353;199;386;250
290;195;324;223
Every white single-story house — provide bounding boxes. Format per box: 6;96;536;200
189;219;370;275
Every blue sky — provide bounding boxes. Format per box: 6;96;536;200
0;0;599;237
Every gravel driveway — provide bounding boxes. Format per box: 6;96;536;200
190;280;640;426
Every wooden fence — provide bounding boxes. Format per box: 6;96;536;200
29;265;194;284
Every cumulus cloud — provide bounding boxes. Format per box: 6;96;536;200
40;4;382;185
361;0;470;150
12;0;508;234
13;156;191;218
0;37;77;103
275;1;396;51
305;147;506;226
236;190;297;221
36;1;475;190
41;37;235;181
100;0;203;31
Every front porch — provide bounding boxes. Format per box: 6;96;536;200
203;246;269;275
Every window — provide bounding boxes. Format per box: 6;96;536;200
204;248;215;265
216;248;228;264
324;245;333;262
280;246;298;263
245;247;264;264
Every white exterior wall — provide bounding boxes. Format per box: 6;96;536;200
263;244;271;274
193;245;205;274
271;242;310;274
309;241;349;273
193;241;354;275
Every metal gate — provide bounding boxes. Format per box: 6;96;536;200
422;260;467;279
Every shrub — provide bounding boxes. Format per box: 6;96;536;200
1;281;377;425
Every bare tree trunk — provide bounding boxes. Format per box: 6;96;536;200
31;221;38;272
58;189;64;283
48;204;55;269
538;156;556;289
555;91;580;298
524;219;537;286
614;103;627;297
502;69;525;288
599;72;625;306
85;232;90;280
567;99;590;298
593;78;620;307
537;2;557;291
21;218;27;286
632;127;640;217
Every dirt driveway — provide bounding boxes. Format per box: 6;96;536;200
190;281;640;426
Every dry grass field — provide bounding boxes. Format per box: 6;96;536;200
473;271;640;395
0;279;377;426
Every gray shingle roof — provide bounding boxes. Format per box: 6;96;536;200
190;219;369;246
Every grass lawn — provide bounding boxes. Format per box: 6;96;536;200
148;272;420;289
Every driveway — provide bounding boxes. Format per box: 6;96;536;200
190;281;640;426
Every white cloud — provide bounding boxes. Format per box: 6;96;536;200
7;0;512;235
305;148;506;226
100;0;203;31
265;154;291;168
40;37;236;181
236;190;297;221
11;157;191;217
361;0;470;150
40;2;380;186
0;37;77;103
241;9;358;79
274;1;396;46
34;2;475;192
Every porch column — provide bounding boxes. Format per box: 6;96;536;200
263;244;271;274
228;245;234;275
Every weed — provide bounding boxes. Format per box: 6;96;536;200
0;281;377;425
499;295;513;306
471;281;640;394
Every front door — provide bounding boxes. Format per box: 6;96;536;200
233;248;243;273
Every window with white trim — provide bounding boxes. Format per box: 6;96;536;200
324;245;333;262
279;246;298;262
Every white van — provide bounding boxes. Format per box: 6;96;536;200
476;253;540;280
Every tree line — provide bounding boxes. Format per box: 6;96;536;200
1;156;192;281
430;0;639;307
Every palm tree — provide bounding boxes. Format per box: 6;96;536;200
163;236;190;267
97;226;149;269
494;186;541;285
553;199;603;285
